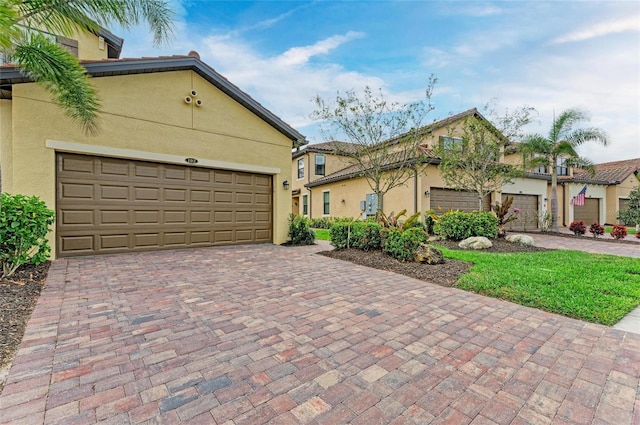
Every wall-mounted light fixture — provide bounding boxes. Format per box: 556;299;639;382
424;191;430;197
283;180;290;190
341;199;345;203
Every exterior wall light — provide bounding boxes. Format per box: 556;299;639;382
424;191;430;197
283;180;290;190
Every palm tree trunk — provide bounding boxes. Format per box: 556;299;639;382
550;169;559;232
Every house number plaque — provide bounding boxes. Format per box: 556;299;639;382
185;158;198;164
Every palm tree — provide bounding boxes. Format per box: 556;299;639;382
520;108;608;232
0;0;174;134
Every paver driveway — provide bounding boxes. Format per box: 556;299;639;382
1;242;639;424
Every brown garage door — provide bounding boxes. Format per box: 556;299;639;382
574;198;599;225
502;194;538;231
430;188;490;212
56;153;272;257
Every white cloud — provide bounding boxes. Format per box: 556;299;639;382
277;31;365;66
551;16;640;44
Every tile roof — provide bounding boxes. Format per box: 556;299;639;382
573;158;640;184
292;141;360;159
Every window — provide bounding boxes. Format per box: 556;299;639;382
315;154;326;176
440;136;464;151
556;157;568;176
297;158;304;179
323;191;330;215
533;154;546;173
302;194;308;215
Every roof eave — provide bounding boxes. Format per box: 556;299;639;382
1;57;305;145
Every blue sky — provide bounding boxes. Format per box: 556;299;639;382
117;1;639;163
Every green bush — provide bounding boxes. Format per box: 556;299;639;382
433;211;498;240
330;221;382;250
0;193;55;277
309;216;354;229
288;214;315;245
382;227;430;262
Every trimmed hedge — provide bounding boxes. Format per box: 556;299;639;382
288;214;315;245
433;211;498;240
330;221;382;250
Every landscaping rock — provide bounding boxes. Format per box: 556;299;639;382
506;234;535;246
414;243;444;264
459;237;493;250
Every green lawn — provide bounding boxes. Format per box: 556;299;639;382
313;228;331;241
434;246;640;326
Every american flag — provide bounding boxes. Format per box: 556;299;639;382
573;185;587;206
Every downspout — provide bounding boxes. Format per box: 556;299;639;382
561;182;566;227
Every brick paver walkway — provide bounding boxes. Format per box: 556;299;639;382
1;242;639;424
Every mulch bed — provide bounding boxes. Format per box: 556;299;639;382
319;238;550;287
0;262;49;393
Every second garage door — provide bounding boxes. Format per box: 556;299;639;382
56;153;272;257
574;198;600;225
430;188;490;212
502;194;539;231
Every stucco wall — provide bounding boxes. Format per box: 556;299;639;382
0;100;12;191
3;70;293;256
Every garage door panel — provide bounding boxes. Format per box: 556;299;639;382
57;153;273;256
62;183;94;199
135;163;160;178
61;210;94;225
61;156;94;174
100;159;129;176
100;234;128;250
164;188;186;202
165;233;187;245
99;210;129;225
191;190;211;203
165;211;187;224
430;189;490;212
215;170;233;184
101;185;129;200
61;235;94;252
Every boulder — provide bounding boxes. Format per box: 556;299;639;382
414;243;444;264
506;234;534;246
459;236;493;250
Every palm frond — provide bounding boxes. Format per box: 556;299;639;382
553;140;579;157
549;108;588;142
0;2;19;49
567;127;608;147
565;156;596;176
13;31;100;134
17;0;174;46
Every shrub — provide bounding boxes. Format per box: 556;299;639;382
569;221;586;236
382;227;430;262
588;222;604;238
433;211;498;241
287;214;315;245
491;196;520;238
611;224;627;240
0;193;55;277
330;221;382;250
309;216;354;229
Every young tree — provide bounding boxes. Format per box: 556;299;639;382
311;76;437;218
618;186;640;231
519;109;608;232
433;107;534;211
0;0;174;134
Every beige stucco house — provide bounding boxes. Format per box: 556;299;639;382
292;108;638;229
292;108;547;231
1;28;304;258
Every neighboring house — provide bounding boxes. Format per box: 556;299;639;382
292;108;637;230
292;108;547;231
576;158;640;225
0;28;304;258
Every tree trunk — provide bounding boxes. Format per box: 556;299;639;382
375;190;384;221
550;171;559;232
